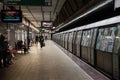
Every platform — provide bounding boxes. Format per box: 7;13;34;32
0;40;110;80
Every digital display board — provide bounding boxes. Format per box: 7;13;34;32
5;0;51;6
41;21;53;28
1;10;22;22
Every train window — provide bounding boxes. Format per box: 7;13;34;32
105;27;116;52
76;31;82;45
81;31;87;46
65;33;69;49
113;24;120;54
81;30;93;47
96;28;105;50
96;27;117;53
88;30;93;47
91;28;98;48
71;32;73;44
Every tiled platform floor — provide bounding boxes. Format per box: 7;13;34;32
0;40;109;80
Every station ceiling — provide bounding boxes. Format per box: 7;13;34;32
20;0;66;28
0;0;66;29
0;0;112;32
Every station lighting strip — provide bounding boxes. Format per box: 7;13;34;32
22;18;39;32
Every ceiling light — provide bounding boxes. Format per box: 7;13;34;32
52;27;55;29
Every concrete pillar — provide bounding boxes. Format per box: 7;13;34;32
19;30;22;40
9;27;15;48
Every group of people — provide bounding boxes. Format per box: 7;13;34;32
0;32;15;68
0;32;47;68
16;40;28;53
35;34;45;48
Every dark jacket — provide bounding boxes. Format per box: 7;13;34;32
0;34;8;52
39;36;44;43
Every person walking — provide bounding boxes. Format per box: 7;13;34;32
39;34;45;48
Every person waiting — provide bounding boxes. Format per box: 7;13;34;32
39;35;45;48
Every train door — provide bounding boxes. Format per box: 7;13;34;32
112;24;120;80
72;31;77;54
57;35;59;43
81;30;89;61
59;34;61;44
68;32;70;51
70;32;74;52
68;32;74;52
60;34;62;47
65;33;67;49
65;33;69;50
76;31;82;57
95;26;117;77
81;29;97;64
62;33;65;48
59;34;62;46
63;33;66;48
87;30;91;63
88;29;98;65
61;34;63;47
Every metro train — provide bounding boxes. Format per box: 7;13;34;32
52;15;120;80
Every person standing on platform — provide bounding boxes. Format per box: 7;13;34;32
45;36;47;40
39;34;45;48
0;32;9;67
35;36;39;44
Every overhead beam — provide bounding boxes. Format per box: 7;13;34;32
53;0;59;15
41;6;45;21
50;11;51;21
27;6;39;27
